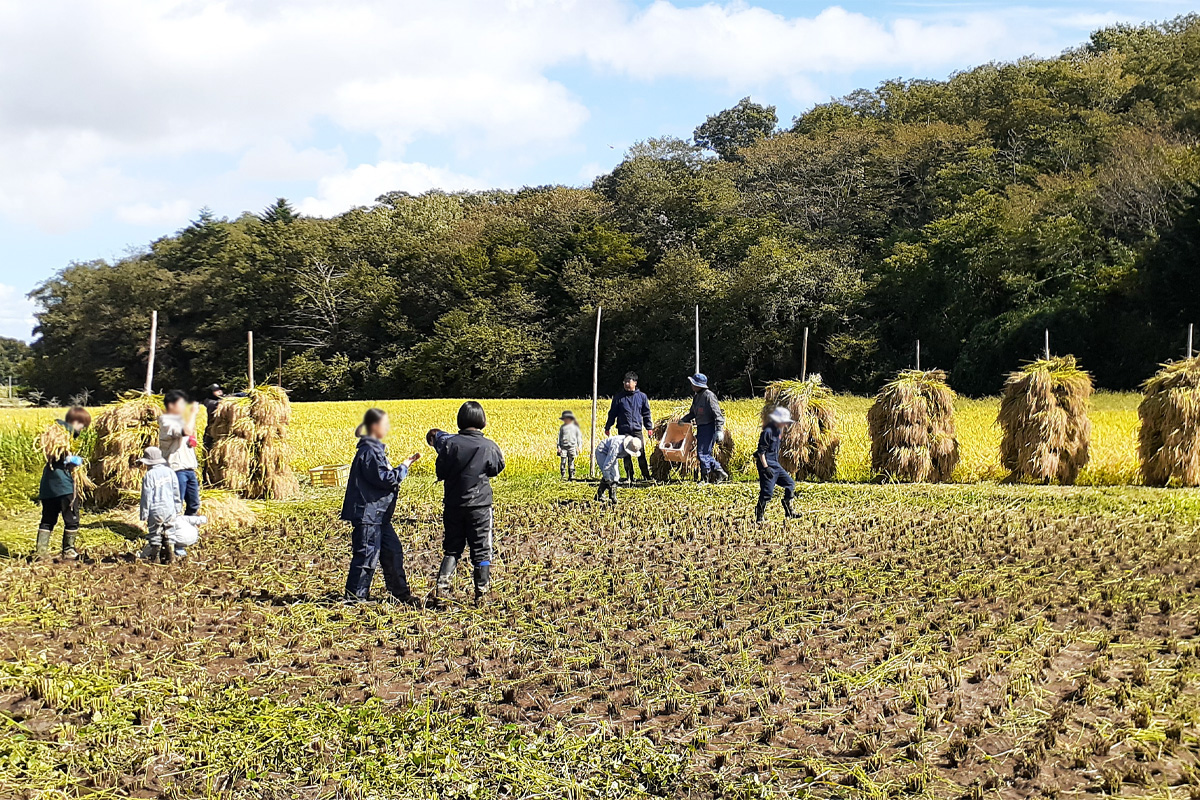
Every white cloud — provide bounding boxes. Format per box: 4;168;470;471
115;199;193;227
299;160;487;217
0;283;37;342
0;0;1136;233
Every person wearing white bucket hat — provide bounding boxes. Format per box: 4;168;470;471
755;406;802;522
593;434;644;506
136;446;182;563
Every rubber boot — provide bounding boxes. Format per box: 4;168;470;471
61;529;79;560
782;494;801;519
436;555;458;595
35;528;51;560
710;465;730;484
160;542;174;564
755;499;768;523
138;543;160;562
473;563;491;603
594;480;609;503
607;482;618;506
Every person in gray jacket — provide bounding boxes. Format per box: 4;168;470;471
557;411;583;480
136;446;182;563
680;373;729;483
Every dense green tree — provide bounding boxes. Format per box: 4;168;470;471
694;97;777;161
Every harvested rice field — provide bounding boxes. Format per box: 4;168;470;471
2;394;1198;799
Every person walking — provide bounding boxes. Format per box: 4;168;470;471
604;372;653;483
34;406;91;560
755;407;802;522
341;409;421;604
159;390;201;515
557;411;583;480
435;401;505;603
594;434;643;506
680;373;729;482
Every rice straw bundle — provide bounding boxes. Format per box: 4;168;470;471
868;369;959;483
762;375;839;481
998;356;1092;484
35;421;96;502
207;385;298;500
649;405;737;481
88;393;163;507
1138;356;1200;487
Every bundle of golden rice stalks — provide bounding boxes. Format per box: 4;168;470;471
999;356;1092;485
649;405;736;481
35;422;70;464
868;369;959;483
762;375;839;481
1138;356;1200;487
207;385;298;500
88;393;163;507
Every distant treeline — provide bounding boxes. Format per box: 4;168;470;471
24;16;1200;401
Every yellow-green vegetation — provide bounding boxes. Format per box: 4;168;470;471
0;391;1148;486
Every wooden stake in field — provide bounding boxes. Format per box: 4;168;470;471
800;326;809;382
1188;323;1194;359
1044;329;1051;360
694;304;700;374
144;310;158;395
590;306;602;478
915;340;921;371
247;331;255;388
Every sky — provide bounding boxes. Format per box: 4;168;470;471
0;0;1195;341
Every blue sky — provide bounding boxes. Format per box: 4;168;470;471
0;0;1194;340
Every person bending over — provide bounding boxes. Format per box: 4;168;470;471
594;434;643;506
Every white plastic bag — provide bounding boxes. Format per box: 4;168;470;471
167;515;207;547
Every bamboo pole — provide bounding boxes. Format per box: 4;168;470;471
278;346;283;389
590;307;602;477
801;327;809;381
1188;323;1194;359
144;311;158;395
247;331;255;388
694;304;700;375
916;340;921;371
1044;329;1051;360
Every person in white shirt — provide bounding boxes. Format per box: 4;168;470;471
159;389;201;519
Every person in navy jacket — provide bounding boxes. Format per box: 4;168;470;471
755;406;802;523
604;372;654;482
341;408;421;603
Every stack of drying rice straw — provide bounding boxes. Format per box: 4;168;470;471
998;356;1092;485
649;405;737;482
867;369;959;483
207;385;299;500
35;421;95;502
761;375;839;481
87;393;162;506
1138;356;1200;487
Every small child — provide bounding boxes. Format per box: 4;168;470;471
426;428;452;455
137;446;182;563
594;434;643;506
557;411;583;480
755;406;801;523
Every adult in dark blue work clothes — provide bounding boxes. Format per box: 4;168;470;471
680;373;729;483
604;371;654;482
756;406;802;522
342;408;422;603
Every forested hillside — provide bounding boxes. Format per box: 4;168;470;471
25;16;1200;400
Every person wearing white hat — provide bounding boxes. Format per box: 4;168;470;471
593;434;644;505
755;406;801;522
680;373;728;482
136;446;182;563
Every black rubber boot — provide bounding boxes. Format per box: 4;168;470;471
782;494;801;519
61;529;79;560
436;555;458;595
473;564;491;602
607;482;618;505
138;543;161;562
35;528;51;560
755;499;768;523
710;466;731;484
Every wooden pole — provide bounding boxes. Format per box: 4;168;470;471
278;346;283;389
247;331;255;388
590;307;602;477
694;304;700;375
916;340;921;371
801;327;809;381
143;310;158;395
1044;329;1051;360
1188;324;1194;359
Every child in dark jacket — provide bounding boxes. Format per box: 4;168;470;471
342;409;421;603
35;406;91;560
755;406;801;523
434;401;505;602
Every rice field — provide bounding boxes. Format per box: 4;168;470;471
0;391;1145;485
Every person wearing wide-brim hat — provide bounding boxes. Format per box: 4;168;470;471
557;410;583;480
594;434;643;505
755;406;802;522
679;373;729;483
136;446;182;563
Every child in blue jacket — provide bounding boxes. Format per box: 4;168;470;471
342;409;421;603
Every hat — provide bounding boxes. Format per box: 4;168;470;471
768;407;794;425
623;436;644;457
138;446;167;466
560;410;576;421
206;383;223;394
688;373;709;388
